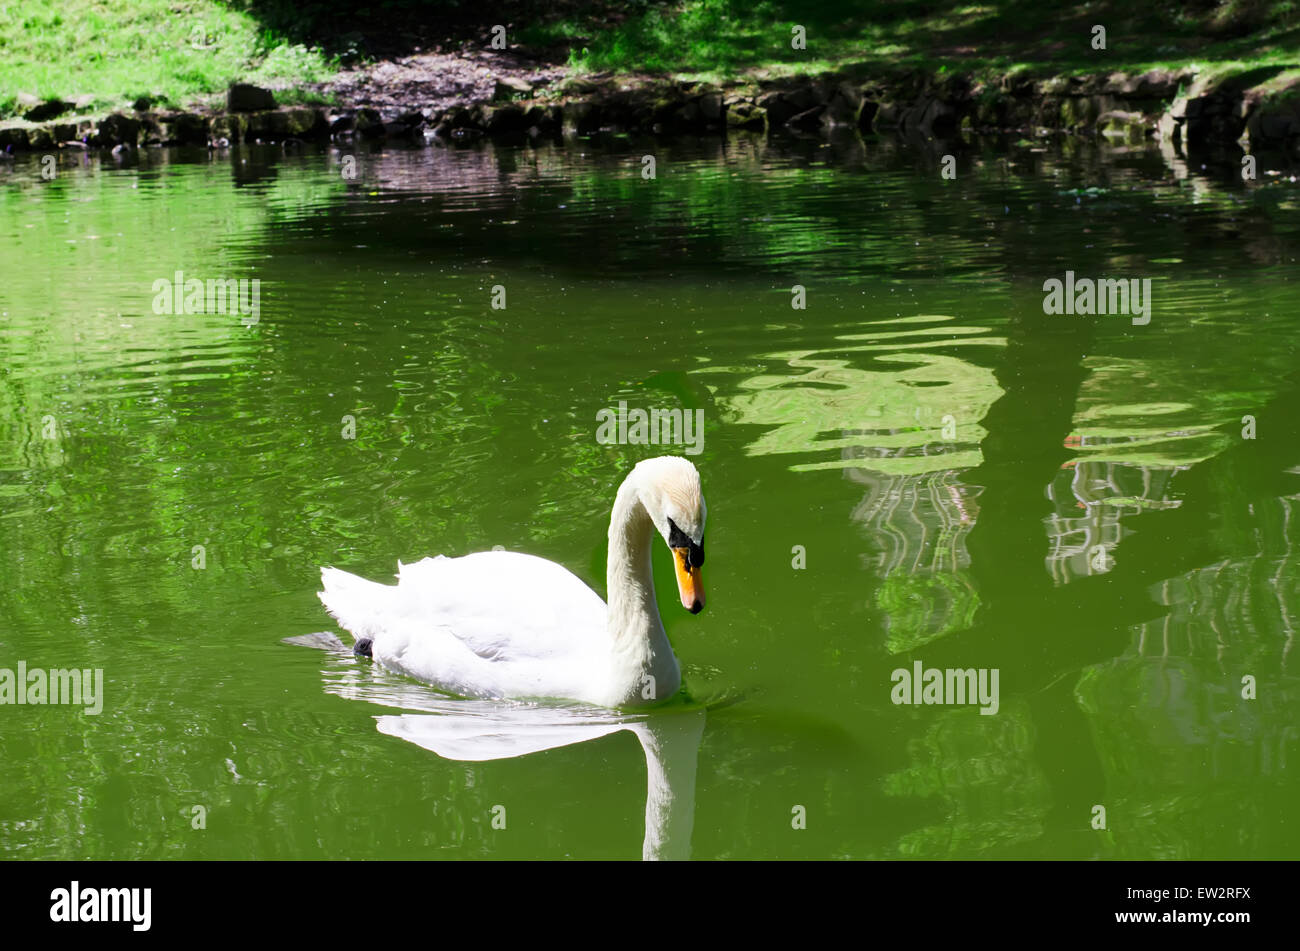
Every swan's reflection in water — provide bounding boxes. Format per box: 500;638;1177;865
286;632;706;860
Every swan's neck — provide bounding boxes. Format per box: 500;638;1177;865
606;478;679;704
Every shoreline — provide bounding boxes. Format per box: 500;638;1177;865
2;62;1298;159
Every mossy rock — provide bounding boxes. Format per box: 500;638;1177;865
355;108;384;138
1099;110;1151;144
247;110;291;139
284;107;324;137
28;127;55;149
159;113;208;145
725;104;766;130
1059;96;1104;129
210;113;248;144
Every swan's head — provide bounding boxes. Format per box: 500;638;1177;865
633;456;707;615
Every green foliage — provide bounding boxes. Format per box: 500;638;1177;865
541;0;1300;77
0;0;337;118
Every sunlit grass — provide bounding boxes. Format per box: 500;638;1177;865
537;0;1300;79
0;0;337;118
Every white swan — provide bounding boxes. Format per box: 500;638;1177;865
318;455;707;708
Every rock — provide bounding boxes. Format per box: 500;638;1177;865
440;106;472;129
822;83;863;128
697;91;723;122
356;108;384;138
0;126;31;150
974;93;1007;128
898;96;958;136
675;99;702;126
858;99;880;133
285;107;325;137
561;101;601;136
246;110;290;140
1059;96;1105;129
91;113;141;147
1002;75;1037;97
132;95;158;112
1098;110;1150;144
1132;68;1189;100
28;127;55;149
492;76;533;102
25;100;73;122
227;83;276;113
787;104;825;130
481;103;528;133
210;114;247;144
158;112;209;145
1035;97;1063;129
725;103;766;130
874;101;901;128
1258;113;1296;140
1156;112;1182;147
757;91;803;128
523;104;561;134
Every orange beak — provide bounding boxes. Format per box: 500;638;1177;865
672;548;705;614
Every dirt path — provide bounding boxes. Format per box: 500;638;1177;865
317;47;569;117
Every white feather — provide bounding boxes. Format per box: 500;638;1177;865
317;457;707;708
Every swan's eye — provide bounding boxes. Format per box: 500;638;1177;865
667;518;704;568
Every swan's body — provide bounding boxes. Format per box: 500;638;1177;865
318;456;707;708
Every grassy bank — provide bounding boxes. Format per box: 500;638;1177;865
3;1;1299;123
525;0;1300;80
0;0;336;119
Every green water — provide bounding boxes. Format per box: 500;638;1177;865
1;135;1298;860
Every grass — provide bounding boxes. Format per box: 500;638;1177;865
0;0;338;119
3;1;1299;122
521;0;1300;82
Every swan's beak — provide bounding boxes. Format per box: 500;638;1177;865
672;548;705;614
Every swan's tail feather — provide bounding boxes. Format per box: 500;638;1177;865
318;566;396;642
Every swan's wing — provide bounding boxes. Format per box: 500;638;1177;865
320;551;610;700
391;551;608;662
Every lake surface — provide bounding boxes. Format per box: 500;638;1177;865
1;132;1298;859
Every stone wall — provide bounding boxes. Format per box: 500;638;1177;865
2;67;1297;156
